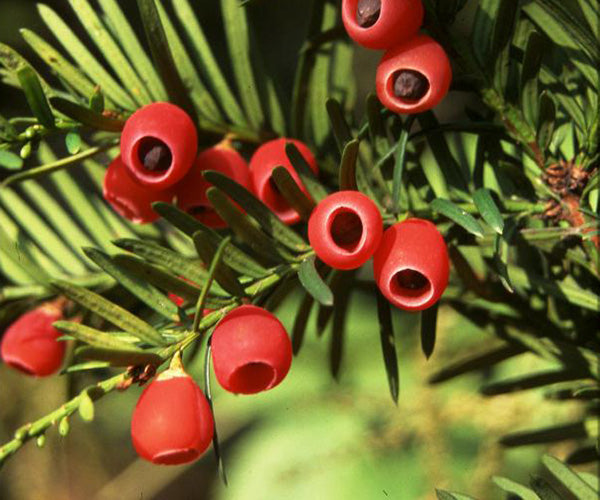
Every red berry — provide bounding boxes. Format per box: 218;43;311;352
211;305;292;394
174;145;251;228
373;218;449;311
131;368;214;465
1;304;65;377
249;138;318;225
342;0;424;50
103;156;174;224
376;35;452;115
308;191;383;270
168;292;186;307
120;102;198;189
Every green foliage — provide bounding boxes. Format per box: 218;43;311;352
298;255;334;306
376;289;399;403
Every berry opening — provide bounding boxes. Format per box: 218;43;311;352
229;362;275;394
152;448;200;465
136;137;173;173
330;210;363;253
392;70;430;101
356;0;381;28
390;269;431;299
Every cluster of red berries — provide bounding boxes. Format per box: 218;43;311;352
103;101;319;226
309;192;449;311
4;85;450;466
0;301;293;467
131;305;292;465
342;0;452;114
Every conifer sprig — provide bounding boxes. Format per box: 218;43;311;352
0;0;597;492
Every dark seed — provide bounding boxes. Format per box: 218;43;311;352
396;270;429;290
356;0;381;28
393;70;429;101
188;205;209;215
331;211;363;252
137;137;172;172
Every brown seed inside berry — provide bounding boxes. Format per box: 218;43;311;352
331;210;363;252
393;70;430;101
395;269;429;291
356;0;381;28
137;137;172;172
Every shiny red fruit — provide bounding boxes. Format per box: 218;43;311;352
0;304;65;377
342;0;424;50
103;156;174;224
249;138;318;225
373;218;449;311
376;35;452;115
168;292;185;308
308;191;383;270
131;369;214;465
211;305;292;394
174;145;251;228
120;102;198;189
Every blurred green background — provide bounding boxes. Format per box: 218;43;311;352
0;1;590;499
